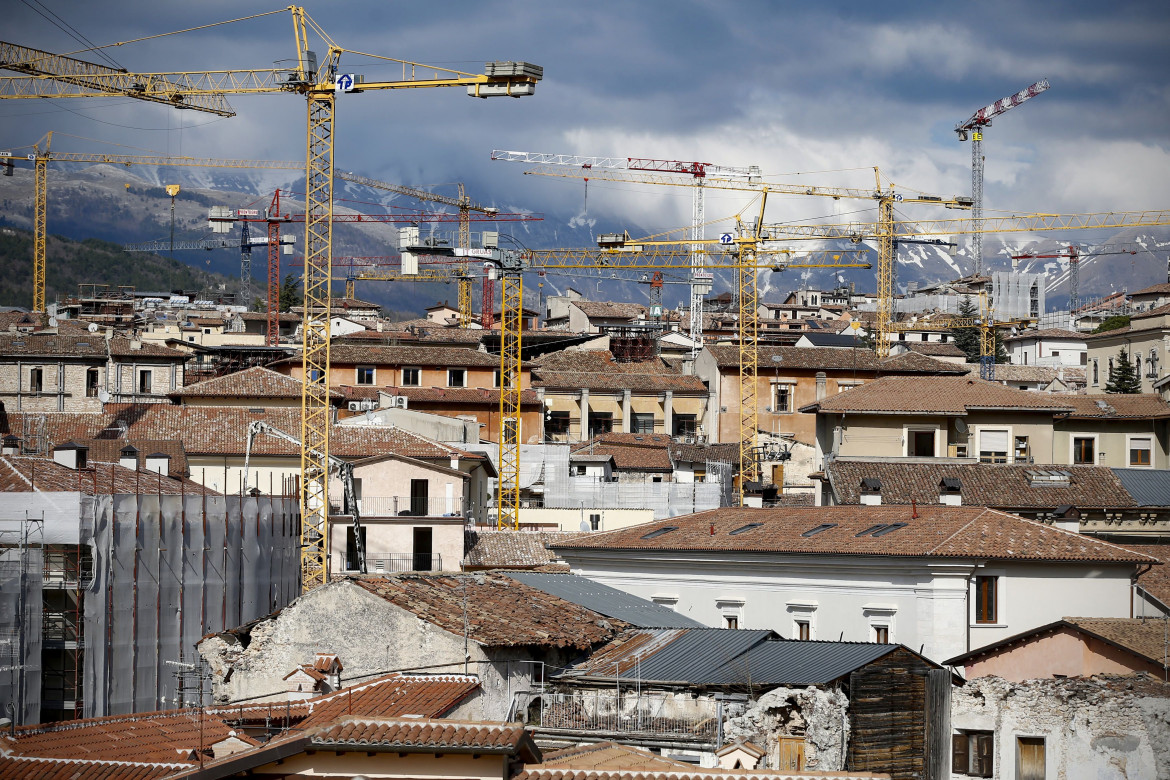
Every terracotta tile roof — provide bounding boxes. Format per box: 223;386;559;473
825;461;1136;509
1125;544;1170;607
335;327;483;346
0;756;184;779
97;405;476;461
517;765;888;780
238;311;301;322
1060;394;1170;419
0;332;185;360
550;506;1156;565
462;530;582;569
988;364;1077;384
668;441;740;465
295;672;480;728
8;707;238;764
0;411;112;442
171;366;342;400
801;376;1075;414
532;351;706;393
79;438;189;476
571;434;674;471
1002;328;1085;342
0;455;217;495
540;741;698;771
573;301;648;319
352;573;627;650
1063;617;1170;667
309;717;538;757
707;344;966;374
1131;302;1170;320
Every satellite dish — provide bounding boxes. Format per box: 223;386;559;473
954;418;968;434
48;317;58;327
87;322;99;333
97;389;111;404
579;520;591;532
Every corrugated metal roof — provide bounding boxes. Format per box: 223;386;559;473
1112;468;1170;506
504;573;703;629
559;631;911;687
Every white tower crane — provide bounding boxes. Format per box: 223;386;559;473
956;79;1050;276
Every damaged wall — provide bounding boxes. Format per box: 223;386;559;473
722;685;850;772
951;675;1170;780
197;579;557;721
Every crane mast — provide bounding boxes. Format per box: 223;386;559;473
955;79;1050;276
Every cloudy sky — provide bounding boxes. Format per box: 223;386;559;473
3;1;1168;238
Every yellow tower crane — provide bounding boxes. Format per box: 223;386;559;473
0;8;540;590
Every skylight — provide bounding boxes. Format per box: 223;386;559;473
641;526;678;540
729;523;763;536
801;523;837;537
871;522;908;537
855;524;888;537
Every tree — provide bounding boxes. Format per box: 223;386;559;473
1093;315;1130;334
1105;348;1142;394
278;274;302;312
950;295;981;363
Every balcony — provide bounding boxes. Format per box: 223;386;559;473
343;552;442;574
526;691;721;747
331;495;464;518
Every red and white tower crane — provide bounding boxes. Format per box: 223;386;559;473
956;79;1050;276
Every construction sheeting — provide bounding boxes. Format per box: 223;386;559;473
85;493;300;717
0;518;44;724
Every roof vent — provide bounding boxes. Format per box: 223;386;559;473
641;525;678;540
1026;468;1072;487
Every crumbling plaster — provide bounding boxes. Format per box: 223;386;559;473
951;675;1170;780
722;685;850;772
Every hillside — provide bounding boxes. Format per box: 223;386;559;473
0;227;231;309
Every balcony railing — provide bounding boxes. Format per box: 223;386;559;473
534;691;721;745
343;553;442;574
331;495;464;517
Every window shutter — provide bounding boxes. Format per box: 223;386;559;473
952;734;970;774
975;733;994;777
979;429;1009;452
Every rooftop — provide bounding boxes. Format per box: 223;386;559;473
550;506;1157;565
800;376;1075;415
706;344;967;374
0;332;185;360
1002;328;1085;342
171;366;341;400
532;351;706;393
946;617;1170;669
1060;394;1170;419
505;572;704;629
0;455;216;495
462;530;582;570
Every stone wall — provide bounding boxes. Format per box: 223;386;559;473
723;685;850;771
951;675;1170;779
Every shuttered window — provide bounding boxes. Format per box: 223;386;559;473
978;429;1009;464
953;731;993;776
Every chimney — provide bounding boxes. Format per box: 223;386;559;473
1;434;20;456
815;372;827;401
145;453;171;477
119;444;139;471
859;477;882;506
53;442;88;470
939;477;962;506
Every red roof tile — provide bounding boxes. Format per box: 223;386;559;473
353;573;626;650
1125;543;1170;607
295;672;480;728
707;344;966;374
0;332;185;360
172;366;341;400
309;717;537;756
802;376;1074;414
462;530;582;569
532;351;706;393
0;455;216;495
0;756;183;780
551;506;1156;565
1060;394;1170;419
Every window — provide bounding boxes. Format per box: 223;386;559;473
138;369;152;394
953;731;994;777
85;368;100;398
718;599;744;629
796;620;810;641
1092;358;1100;385
29;367;42;393
1129;436;1153;467
344;526;367;572
975;576;997;623
873;625;889;644
837;380;862;394
588;412;613;438
1073;436;1096;465
772;383;793;413
493;369;502;388
978;428;1009;464
631;412;655;434
447;368;465;388
402;367;421;386
673;414;698;437
908;428;936;457
545;411;570;438
355;366;375;385
725;615;739;629
1014;435;1029;461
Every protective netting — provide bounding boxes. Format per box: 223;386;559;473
0;516;43;724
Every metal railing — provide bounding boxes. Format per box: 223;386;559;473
537;691;720;744
344;553;442;574
331;495;464;517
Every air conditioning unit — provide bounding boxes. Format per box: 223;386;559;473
394;396;408;409
347;401;362;412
